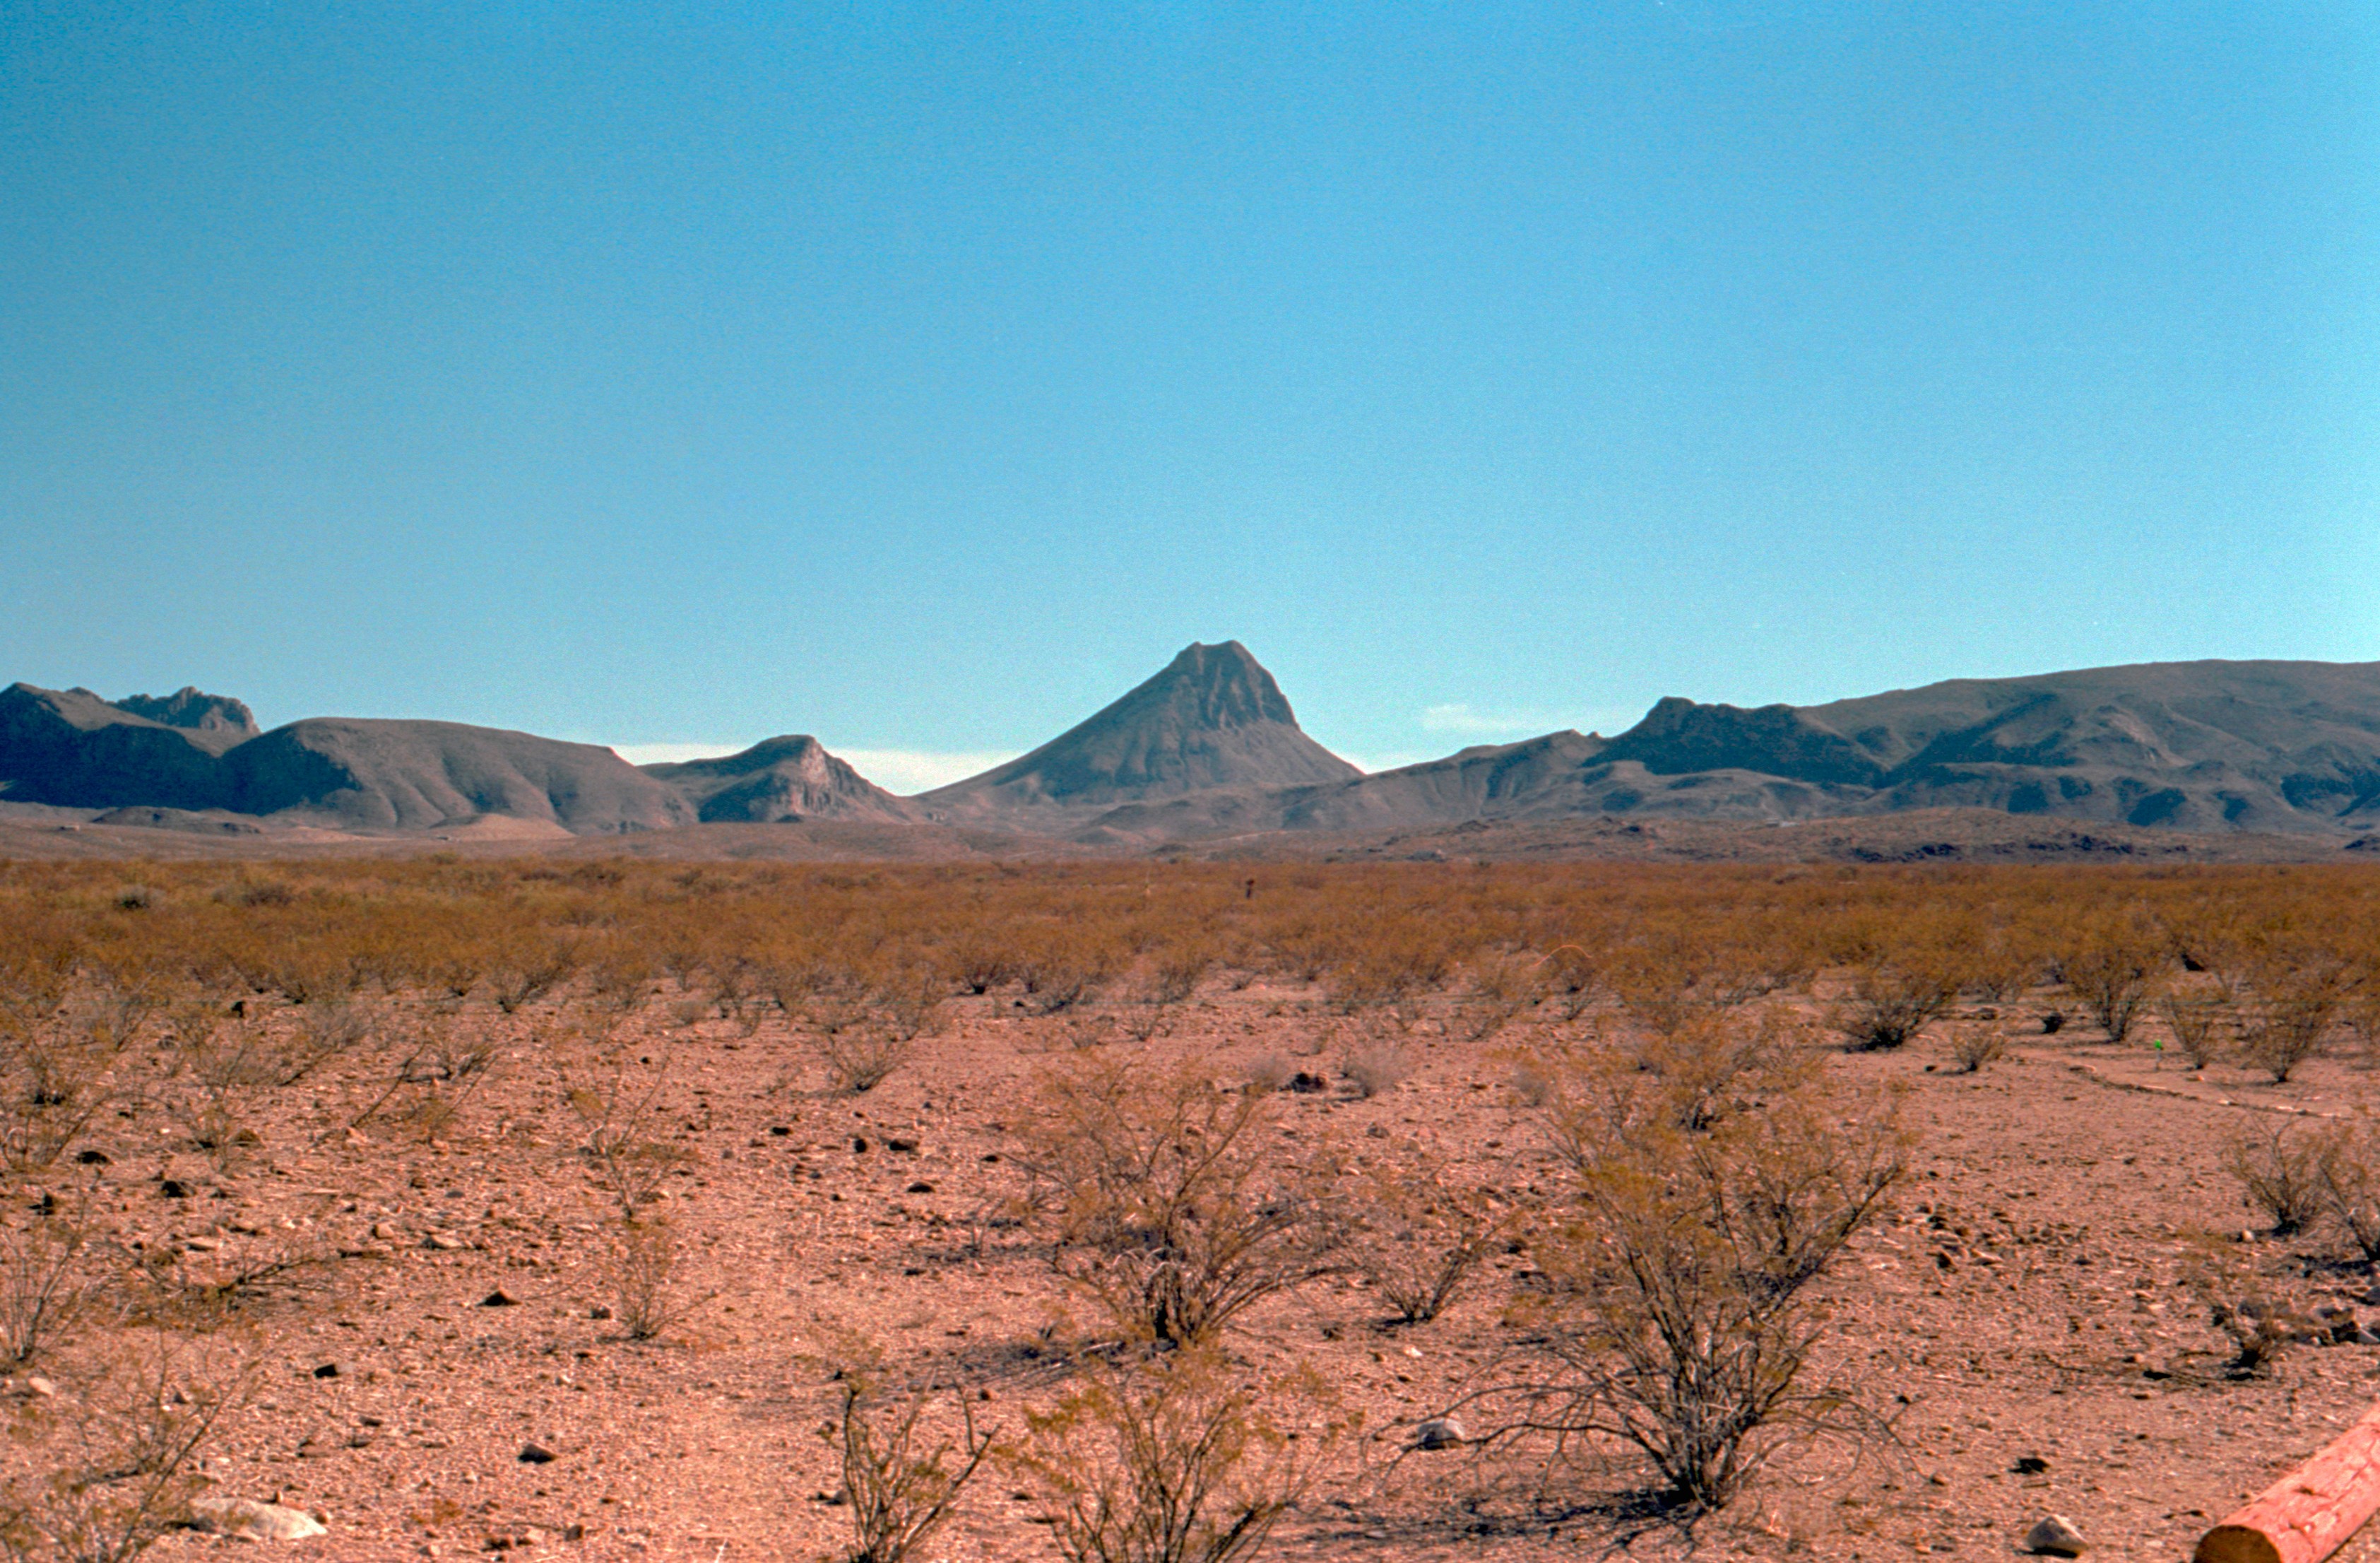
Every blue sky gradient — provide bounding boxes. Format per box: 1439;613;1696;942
5;2;2375;783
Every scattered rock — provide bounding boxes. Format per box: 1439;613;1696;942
590;1306;613;1321
885;1136;919;1153
158;1179;192;1200
851;1136;869;1153
2023;1514;2088;1556
188;1496;329;1541
518;1441;556;1464
23;1376;55;1399
1289;1072;1327;1094
370;1221;401;1241
481;1289;519;1307
1409;1417;1467;1451
2012;1455;2049;1474
74;1149;109;1165
2041;1012;2065;1034
311;1362;338;1379
905;1181;935;1194
425;1232;466;1251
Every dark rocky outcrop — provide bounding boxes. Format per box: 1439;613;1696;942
0;683;234;809
108;687;259;744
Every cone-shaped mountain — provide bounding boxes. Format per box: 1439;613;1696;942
921;642;1361;812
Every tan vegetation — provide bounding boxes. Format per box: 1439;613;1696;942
0;856;2376;1555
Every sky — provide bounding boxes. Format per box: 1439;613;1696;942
4;2;2376;791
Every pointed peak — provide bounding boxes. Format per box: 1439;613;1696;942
1143;641;1296;730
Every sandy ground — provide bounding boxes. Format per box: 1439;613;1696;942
20;978;2380;1563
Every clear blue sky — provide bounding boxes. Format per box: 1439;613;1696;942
5;2;2376;786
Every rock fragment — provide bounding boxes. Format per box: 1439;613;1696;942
188;1497;329;1541
2023;1514;2088;1556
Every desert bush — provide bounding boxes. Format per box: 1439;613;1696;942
2234;940;2357;1084
566;1049;682;1223
829;1371;995;1563
2182;1248;2302;1376
1007;1345;1346;1563
2226;1123;2327;1237
1830;955;1963;1052
2311;1119;2380;1263
1242;1055;1291;1095
1018;1059;1340;1347
1347;1163;1514;1323
490;936;576;1015
1945;1023;2005;1074
2061;918;2164;1044
0;1216;96;1366
0;1333;243;1563
0;1034;117;1174
608;1219;711;1343
2156;989;2230;1070
1340;1039;1408;1100
1468;1032;1906;1514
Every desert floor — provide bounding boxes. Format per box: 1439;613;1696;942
30;979;2380;1563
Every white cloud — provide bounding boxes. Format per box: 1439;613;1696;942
1421;704;1544;736
605;741;1015;795
834;749;1017;795
610;741;750;766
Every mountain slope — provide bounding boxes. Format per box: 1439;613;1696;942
0;683;235;809
222;720;697;833
641;736;919;824
919;641;1360;817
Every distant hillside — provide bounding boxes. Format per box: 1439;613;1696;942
223;719;695;833
641;736;919;824
8;655;2377;847
0;683;237;808
920;642;1360;818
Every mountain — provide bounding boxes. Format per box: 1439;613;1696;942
1;683;692;834
221;719;696;834
108;687;259;744
920;642;1360;818
1589;660;2380;832
640;736;919;824
0;683;237;809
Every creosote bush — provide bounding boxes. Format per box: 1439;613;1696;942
1018;1059;1340;1347
829;1369;995;1563
2226;1123;2326;1237
1464;1021;1906;1515
1007;1345;1349;1563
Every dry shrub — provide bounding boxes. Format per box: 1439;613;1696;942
1347;1162;1515;1323
2181;1246;2302;1376
2234;940;2357;1084
1830;955;1963;1052
565;1046;684;1222
1243;1055;1291;1095
2312;1117;2380;1263
1340;1039;1408;1100
2060;917;2164;1044
1944;1023;2005;1075
0;1333;244;1563
1458;952;1543;1042
1019;1059;1339;1347
2156;989;2230;1070
2226;1123;2326;1237
1008;1345;1347;1563
0;1215;96;1366
829;1369;995;1563
810;969;945;1093
609;1219;711;1343
1467;1021;1906;1514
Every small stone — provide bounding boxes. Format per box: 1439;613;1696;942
851;1136;869;1153
425;1232;466;1251
371;1222;401;1241
2011;1455;2049;1474
885;1136;918;1153
311;1362;338;1379
589;1306;613;1321
481;1289;518;1308
905;1181;935;1195
1409;1417;1467;1451
24;1375;55;1398
2024;1514;2088;1556
519;1441;556;1465
188;1496;329;1541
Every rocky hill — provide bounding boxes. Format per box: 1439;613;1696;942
641;736;919;824
918;642;1360;819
